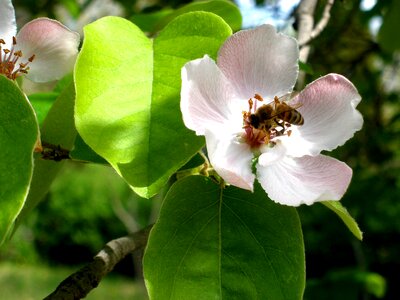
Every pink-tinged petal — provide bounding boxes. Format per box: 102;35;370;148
217;24;299;100
16;18;80;82
282;74;363;157
181;55;243;135
205;129;255;191
257;154;352;206
0;0;17;44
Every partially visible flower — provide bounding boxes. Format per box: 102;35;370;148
181;25;363;206
0;0;79;82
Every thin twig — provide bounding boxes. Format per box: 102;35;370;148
44;225;153;300
298;0;335;47
111;195;140;233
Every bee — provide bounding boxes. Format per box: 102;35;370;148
247;94;304;132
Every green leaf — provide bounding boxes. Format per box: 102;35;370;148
144;176;305;299
321;201;363;240
75;13;231;198
69;134;108;164
15;83;77;226
299;61;314;75
152;0;242;33
0;76;38;244
179;152;205;170
131;8;174;32
28;92;59;126
53;73;74;93
378;0;400;52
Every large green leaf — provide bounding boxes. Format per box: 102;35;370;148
15;83;77;226
0;76;38;244
144;176;305;299
75;13;232;198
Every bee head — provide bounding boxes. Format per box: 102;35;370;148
248;114;260;128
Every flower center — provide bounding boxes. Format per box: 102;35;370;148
0;36;35;80
242;94;304;148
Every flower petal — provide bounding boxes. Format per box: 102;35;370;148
257;154;352;206
217;24;299;100
0;0;17;44
16;18;80;82
205;129;255;191
181;55;243;135
281;74;363;157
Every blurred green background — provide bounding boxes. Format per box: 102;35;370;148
2;0;399;299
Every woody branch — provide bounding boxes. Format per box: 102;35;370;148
44;225;152;300
296;0;335;87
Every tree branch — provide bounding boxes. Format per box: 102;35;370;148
297;0;318;63
296;0;335;88
44;225;153;300
298;0;335;47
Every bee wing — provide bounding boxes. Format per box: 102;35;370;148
288;102;302;110
257;93;302;117
277;92;294;102
278;91;302;109
269;103;302;119
277;91;300;101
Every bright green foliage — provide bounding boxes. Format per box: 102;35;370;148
0;76;38;245
75;13;232;198
144;176;305;300
16;83;77;226
321;201;363;240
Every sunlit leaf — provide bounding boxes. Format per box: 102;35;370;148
321;201;363;240
0;76;38;244
144;176;305;299
75;13;231;198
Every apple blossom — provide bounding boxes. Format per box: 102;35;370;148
180;25;363;206
0;0;79;82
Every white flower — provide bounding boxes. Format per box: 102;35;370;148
180;25;363;206
0;0;79;82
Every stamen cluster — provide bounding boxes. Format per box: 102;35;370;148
242;95;296;148
0;37;35;80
